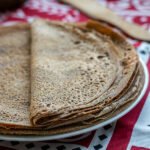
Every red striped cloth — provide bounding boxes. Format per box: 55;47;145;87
0;0;149;150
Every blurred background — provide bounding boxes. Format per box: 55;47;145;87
0;0;149;30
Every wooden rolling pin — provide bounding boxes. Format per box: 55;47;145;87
61;0;150;41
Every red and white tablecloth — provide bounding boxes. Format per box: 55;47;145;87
0;0;149;150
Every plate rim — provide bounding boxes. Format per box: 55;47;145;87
0;58;149;141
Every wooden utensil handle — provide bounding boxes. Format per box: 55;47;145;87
61;0;150;41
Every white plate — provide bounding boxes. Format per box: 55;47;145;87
0;58;149;141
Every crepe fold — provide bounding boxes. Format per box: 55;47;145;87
30;20;140;128
0;20;145;135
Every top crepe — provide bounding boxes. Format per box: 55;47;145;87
30;20;138;127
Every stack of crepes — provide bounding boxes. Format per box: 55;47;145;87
0;20;144;135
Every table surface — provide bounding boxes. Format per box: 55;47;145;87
0;0;150;150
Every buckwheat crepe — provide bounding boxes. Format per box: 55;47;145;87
0;20;145;135
30;20;139;128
